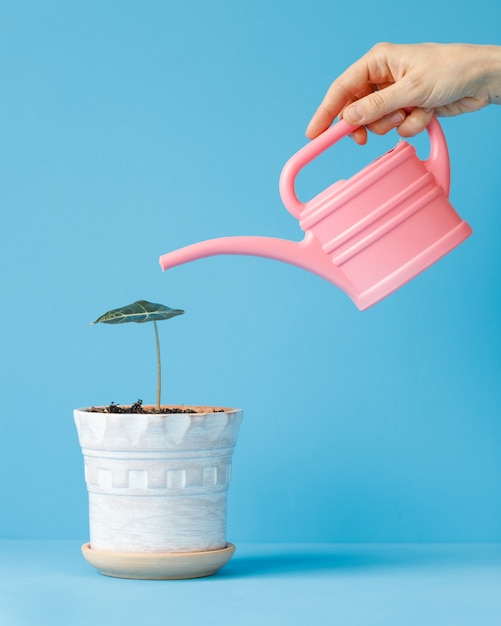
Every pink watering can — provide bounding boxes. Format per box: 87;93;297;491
159;117;472;310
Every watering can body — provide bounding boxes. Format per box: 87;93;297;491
159;118;472;310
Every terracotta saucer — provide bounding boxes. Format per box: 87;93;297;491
81;542;236;580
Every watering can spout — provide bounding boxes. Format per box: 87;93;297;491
159;233;359;303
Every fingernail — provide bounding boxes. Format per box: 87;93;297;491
390;112;405;125
345;105;363;124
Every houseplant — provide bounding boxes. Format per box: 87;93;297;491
74;300;243;579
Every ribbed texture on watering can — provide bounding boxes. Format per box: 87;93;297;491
299;142;416;233
326;173;439;264
297;142;465;294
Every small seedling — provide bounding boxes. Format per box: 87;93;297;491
91;299;184;410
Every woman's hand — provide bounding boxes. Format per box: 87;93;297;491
306;42;501;144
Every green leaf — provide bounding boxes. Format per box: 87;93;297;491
91;300;185;325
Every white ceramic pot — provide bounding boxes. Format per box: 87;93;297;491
74;406;242;579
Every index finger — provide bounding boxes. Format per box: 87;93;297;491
306;56;377;138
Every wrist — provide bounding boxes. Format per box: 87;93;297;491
478;45;501;105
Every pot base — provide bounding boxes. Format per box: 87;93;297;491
81;542;236;580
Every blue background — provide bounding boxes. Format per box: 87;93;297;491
0;0;500;544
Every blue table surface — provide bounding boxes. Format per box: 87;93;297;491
1;541;500;626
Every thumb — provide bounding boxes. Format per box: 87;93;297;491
343;84;406;126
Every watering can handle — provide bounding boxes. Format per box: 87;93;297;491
279;116;450;219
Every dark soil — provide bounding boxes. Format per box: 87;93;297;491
86;400;225;414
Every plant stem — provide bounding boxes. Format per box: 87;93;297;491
153;321;161;410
